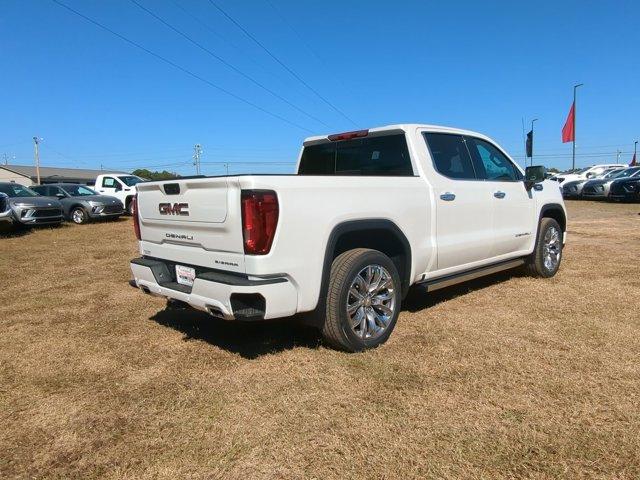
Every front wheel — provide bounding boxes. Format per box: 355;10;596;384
322;248;401;352
525;217;563;277
70;207;88;225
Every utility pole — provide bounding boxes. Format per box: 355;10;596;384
193;144;202;175
33;136;41;185
572;83;583;171
617;150;621;163
634;141;638;164
530;118;538;167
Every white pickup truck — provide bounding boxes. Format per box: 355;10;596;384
94;173;144;214
130;124;567;352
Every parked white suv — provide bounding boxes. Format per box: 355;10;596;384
94;173;144;214
130;124;567;351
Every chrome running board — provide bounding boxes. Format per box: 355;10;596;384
421;258;525;292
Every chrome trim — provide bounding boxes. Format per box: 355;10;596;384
422;259;526;292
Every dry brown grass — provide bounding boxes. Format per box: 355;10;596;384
1;201;639;479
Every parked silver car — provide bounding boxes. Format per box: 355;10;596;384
0;182;64;226
582;166;640;199
31;183;124;224
562;168;626;199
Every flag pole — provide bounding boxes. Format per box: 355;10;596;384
530;118;538;166
572;83;583;171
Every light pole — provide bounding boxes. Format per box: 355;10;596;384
530;118;538;166
572;83;583;171
33;136;42;185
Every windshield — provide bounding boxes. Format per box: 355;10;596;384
0;183;39;198
613;167;640;179
62;185;98;196
118;175;143;187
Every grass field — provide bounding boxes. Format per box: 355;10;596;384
1;200;639;479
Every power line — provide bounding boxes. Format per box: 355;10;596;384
207;0;357;127
50;0;314;133
129;0;331;128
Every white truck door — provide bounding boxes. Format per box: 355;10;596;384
423;132;495;271
465;137;535;257
97;176;122;201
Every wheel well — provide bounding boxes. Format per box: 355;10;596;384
541;205;566;232
323;220;412;298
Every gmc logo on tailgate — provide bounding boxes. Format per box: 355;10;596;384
159;202;189;216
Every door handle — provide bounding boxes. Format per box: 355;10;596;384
494;191;506;199
440;192;456;201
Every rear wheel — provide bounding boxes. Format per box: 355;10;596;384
71;207;88;225
525;217;563;277
322;248;401;352
126;198;135;216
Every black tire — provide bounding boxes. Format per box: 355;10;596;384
126;199;134;216
525;217;563;278
70;206;88;225
321;248;401;352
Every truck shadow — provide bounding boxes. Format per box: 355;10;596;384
150;308;322;359
150;269;525;359
402;269;526;312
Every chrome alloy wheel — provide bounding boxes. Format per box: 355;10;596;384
346;264;397;340
543;225;561;271
72;209;84;224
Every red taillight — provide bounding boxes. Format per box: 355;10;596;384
327;129;369;141
132;194;141;240
241;190;279;255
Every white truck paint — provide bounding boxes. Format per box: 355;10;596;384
130;124;567;351
94;173;144;214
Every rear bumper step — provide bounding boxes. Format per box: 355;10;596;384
129;257;297;320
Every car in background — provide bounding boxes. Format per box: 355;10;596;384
562;167;626;199
582;166;640;200
31;183;124;224
94;173;144;215
609;173;640;202
0;182;63;226
551;163;627;184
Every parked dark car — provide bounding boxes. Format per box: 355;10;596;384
31;184;124;224
0;182;64;226
609;176;640;202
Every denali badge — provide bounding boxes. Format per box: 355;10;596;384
166;233;194;241
159;202;189;216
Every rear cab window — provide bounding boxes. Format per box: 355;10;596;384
298;133;414;176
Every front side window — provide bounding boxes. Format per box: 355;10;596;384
423;133;476;180
466;137;521;181
298;134;414;176
102;177;117;188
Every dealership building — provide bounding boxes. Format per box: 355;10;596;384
0;164;128;186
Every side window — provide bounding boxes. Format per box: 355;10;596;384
466;137;521;181
49;186;62;196
102;177;117;188
423;133;476;180
31;186;47;195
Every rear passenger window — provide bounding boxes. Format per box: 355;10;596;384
298;134;414;176
466;137;521;181
423;133;476;180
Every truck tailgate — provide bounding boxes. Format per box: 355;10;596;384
136;177;246;273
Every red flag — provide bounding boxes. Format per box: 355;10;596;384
562;102;575;143
631;153;637;167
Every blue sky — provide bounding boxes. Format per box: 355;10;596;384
2;0;639;175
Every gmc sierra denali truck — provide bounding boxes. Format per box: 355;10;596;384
130;124;567;352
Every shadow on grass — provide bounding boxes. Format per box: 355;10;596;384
149;269;525;358
150;308;321;359
402;269;526;313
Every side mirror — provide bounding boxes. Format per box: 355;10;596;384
586;172;595;178
524;165;546;190
115;183;122;192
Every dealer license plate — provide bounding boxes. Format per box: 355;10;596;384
175;264;196;287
